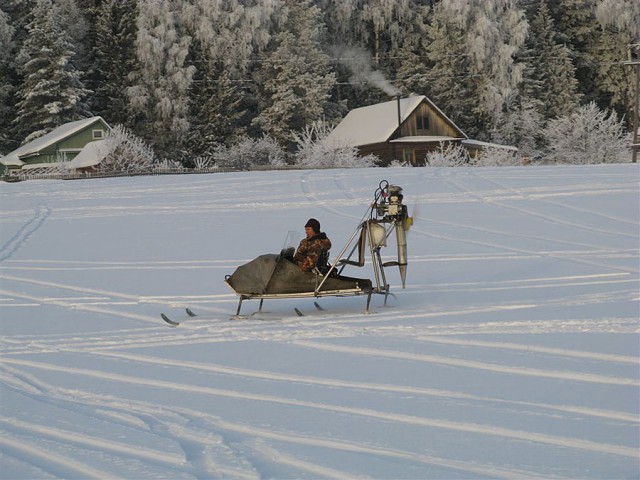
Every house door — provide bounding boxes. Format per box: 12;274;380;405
402;149;416;165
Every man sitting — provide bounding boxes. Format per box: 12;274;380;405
293;218;331;273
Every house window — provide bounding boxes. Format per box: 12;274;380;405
416;114;429;131
92;129;105;140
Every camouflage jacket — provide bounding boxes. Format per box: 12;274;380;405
293;232;331;272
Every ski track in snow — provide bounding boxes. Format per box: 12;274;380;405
1;166;638;479
408;170;638;275
0;363;558;480
0;205;50;263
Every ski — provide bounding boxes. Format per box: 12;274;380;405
294;302;327;317
161;313;180;327
160;307;198;326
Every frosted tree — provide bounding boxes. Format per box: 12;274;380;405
322;0;427;66
212;135;286;171
491;100;544;160
425;142;470;167
127;0;195;156
97;124;157;173
593;0;640;129
92;0;137;127
426;0;528;138
292;120;377;168
424;5;475;132
52;0;90;75
543;102;629;164
182;0;278;77
185;40;248;156
14;0;90;143
181;0;280;153
0;8;16;149
253;0;337;147
521;1;580;120
472;146;521;167
545;0;600;99
322;0;429;108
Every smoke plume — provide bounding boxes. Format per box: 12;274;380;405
331;45;401;97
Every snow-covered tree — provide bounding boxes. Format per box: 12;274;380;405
253;0;337;148
51;0;90;75
593;0;640;129
424;142;470;167
543;102;629;164
181;0;280;154
522;0;580;120
14;0;90;143
491;100;544;160
0;8;16;150
292;120;377;168
426;0;528;138
212;135;286;171
545;0;600;103
92;0;137;127
185;43;248;156
127;0;195;156
97;124;157;173
472;146;522;167
322;0;427;66
322;0;429;109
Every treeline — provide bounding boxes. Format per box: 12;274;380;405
0;0;637;163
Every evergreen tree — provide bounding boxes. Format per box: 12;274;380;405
593;0;639;129
127;0;195;156
424;9;476;130
52;0;91;75
491;100;544;159
546;0;600;104
181;0;280;154
92;0;137;126
522;1;580;120
0;0;31;44
0;8;16;150
14;0;90;144
185;42;248;157
426;0;528;139
253;0;337;148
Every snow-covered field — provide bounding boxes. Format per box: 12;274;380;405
1;165;638;479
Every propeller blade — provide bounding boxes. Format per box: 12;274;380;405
404;201;420;231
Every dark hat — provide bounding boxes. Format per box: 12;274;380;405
305;218;320;233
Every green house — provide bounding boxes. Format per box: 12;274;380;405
0;116;112;174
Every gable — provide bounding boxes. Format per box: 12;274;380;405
397;99;467;140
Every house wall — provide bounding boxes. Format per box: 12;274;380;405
391;140;464;166
398;103;462;138
59;121;108;150
359;139;464;166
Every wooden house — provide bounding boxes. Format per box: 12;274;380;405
1;116;111;174
327;95;515;165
